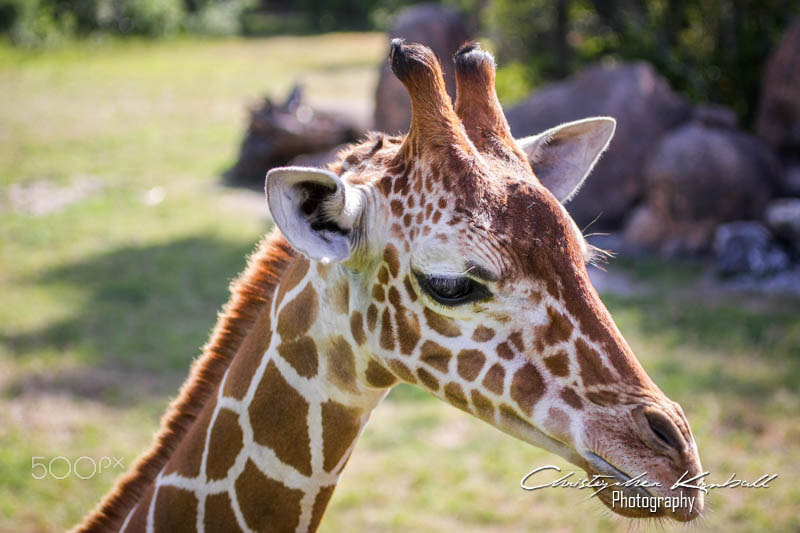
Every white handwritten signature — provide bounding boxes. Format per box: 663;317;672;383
520;465;777;495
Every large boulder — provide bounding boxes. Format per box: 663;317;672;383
374;4;472;134
765;198;800;256
755;18;800;160
505;62;692;228
628;122;781;254
713;221;791;278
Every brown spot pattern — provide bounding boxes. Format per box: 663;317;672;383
457;349;486;381
378;265;389;284
419;341;452;372
350;311;366;345
321;400;362;472
496;342;514;360
510;362;546;416
387;285;402;307
509;331;525;351
472;326;495;342
390;199;404;217
423;308;461;337
331;280;349;315
277;335;318;378
379;176;392;196
482;363;505;395
417;367;440;391
309;485;336;532
274;256;309;310
153;486;198;533
206;408;244;480
326;336;357;392
536;306;573;347
388;359;417;383
365;360;398;388
249;361;312;476
379;308;394;350
235;459;303;533
586;389;619;406
560;387;584;410
276;283;318;342
372;284;386;302
204;492;243;533
389;289;420;355
575;338;614;386
471;390;494;419
383;244;400;277
366;304;378;331
544;350;570;377
444;382;468;410
403;275;418;301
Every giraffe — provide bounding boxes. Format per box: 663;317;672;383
77;40;704;532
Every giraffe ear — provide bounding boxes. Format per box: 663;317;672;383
266;166;363;263
516;117;616;203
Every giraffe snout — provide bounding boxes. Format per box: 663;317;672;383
632;405;689;459
629;403;704;522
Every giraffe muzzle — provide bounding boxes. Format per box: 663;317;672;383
633;405;689;460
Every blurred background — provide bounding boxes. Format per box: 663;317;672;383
1;1;799;531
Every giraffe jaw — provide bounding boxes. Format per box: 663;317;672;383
583;451;653;498
581;451;702;520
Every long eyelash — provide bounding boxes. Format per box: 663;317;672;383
431;277;466;292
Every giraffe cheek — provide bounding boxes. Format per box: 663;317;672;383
510;362;547;416
544;406;574;446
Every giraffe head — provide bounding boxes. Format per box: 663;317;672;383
266;41;703;522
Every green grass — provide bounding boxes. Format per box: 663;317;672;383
1;34;799;532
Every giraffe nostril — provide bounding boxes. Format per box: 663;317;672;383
643;408;685;453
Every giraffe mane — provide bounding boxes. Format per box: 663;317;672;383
75;229;295;532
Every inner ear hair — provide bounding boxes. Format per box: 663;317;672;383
296;181;350;236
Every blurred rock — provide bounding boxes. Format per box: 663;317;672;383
765;198;800;255
640;122;781;254
226;85;363;187
716;266;800;296
622;204;717;257
783;164;800;196
506;62;692;228
288;144;349;169
621;205;663;250
713;221;790;277
756;18;800;156
693;103;738;129
374;3;472;133
586;231;649;259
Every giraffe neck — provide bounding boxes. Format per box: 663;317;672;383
117;254;389;532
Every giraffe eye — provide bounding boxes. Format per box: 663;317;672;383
415;273;490;306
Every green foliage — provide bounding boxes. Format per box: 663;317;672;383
184;0;253;36
117;0;184;36
485;0;800;126
0;0;187;45
0;0;74;47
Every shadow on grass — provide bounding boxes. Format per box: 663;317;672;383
601;285;800;404
2;234;256;402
